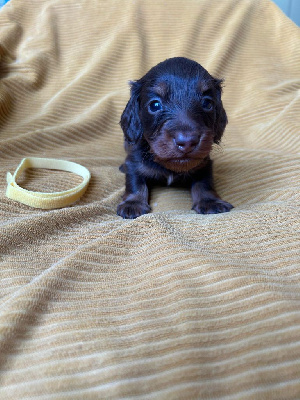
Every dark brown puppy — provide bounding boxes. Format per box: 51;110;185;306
117;57;233;219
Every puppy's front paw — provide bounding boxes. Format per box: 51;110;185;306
193;199;233;214
117;200;151;219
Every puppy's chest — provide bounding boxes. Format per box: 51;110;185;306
137;163;185;186
166;173;175;186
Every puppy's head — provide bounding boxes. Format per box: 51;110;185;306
120;57;227;173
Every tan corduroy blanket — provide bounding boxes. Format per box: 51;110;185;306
0;0;299;398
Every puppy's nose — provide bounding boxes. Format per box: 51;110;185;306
174;132;199;153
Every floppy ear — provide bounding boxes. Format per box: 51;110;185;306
120;80;143;144
213;78;228;144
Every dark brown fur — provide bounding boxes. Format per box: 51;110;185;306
117;57;233;219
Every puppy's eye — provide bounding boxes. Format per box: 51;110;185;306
149;100;162;113
201;98;214;111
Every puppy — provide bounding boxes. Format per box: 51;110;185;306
117;57;233;219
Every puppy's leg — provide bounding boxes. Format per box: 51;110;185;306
117;172;151;219
191;161;233;214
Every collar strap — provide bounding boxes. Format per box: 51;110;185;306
6;157;91;209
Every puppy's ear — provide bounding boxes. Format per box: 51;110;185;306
120;80;143;144
213;78;228;144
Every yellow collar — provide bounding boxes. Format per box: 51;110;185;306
6;157;91;209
